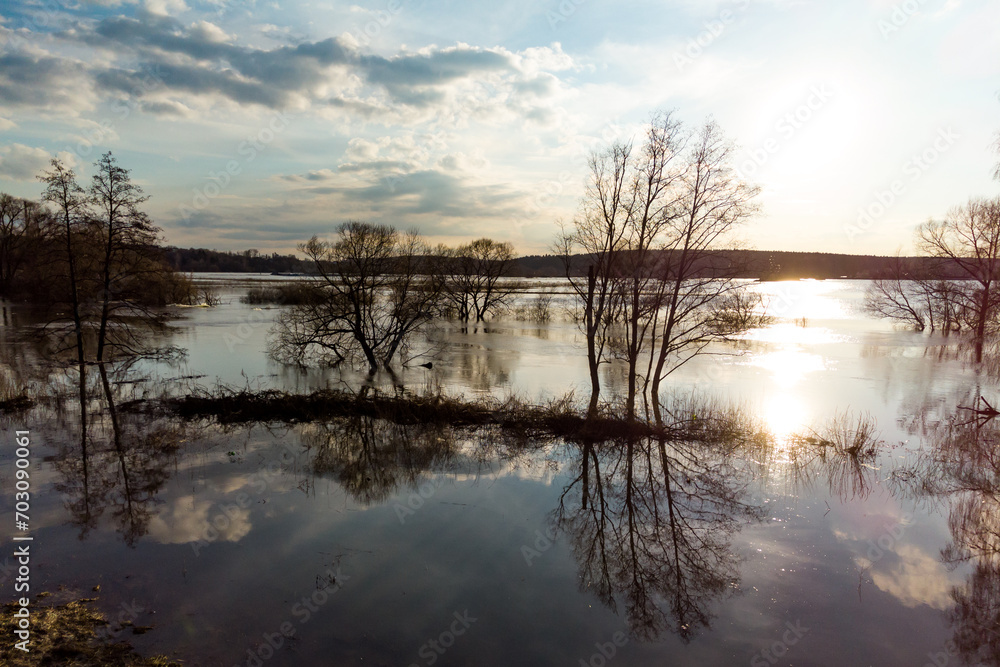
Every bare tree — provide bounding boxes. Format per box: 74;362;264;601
559;113;762;424
918;196;1000;361
646;120;762;425
444;238;519;322
89;152;165;362
556;140;633;420
38;159;92;367
272;222;446;375
864;254;965;334
613;111;687;421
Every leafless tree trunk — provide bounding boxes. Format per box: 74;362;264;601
648;120;761;426
556;139;634;420
89;152;163;362
38;159;91;367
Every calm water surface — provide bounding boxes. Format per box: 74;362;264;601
0;278;995;666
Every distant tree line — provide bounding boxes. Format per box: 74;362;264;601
516;250;979;280
162;247;310;274
165;244;984;282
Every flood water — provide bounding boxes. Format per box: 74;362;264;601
1;278;997;666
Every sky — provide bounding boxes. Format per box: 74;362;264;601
0;0;997;256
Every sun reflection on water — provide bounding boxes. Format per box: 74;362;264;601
763;393;810;449
753;348;827;389
742;293;834;445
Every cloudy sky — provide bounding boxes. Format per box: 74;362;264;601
0;0;997;255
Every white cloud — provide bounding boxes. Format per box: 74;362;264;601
189;20;233;44
0;143;54;180
146;494;252;545
143;0;187;17
866;543;957;610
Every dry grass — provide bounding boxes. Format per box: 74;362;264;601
792;410;882;459
0;370;33;412
125;386;731;444
0;595;180;666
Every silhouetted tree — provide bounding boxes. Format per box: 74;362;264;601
272;222;446;374
89;152;166;361
38;159;91;366
444;238;519;322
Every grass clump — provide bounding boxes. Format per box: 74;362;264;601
240;283;319;306
0;595;180;666
0;372;33;413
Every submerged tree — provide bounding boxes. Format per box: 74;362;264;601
89;152;167;361
558;111;763;423
646;119;763;425
918;196;1000;362
34;154;180;364
863;254;964;334
444;238;519;322
38;159;92;366
555;139;632;420
271;221;447;374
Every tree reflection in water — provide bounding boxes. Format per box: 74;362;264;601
52;362;183;546
899;394;1000;665
302;417;460;504
554;420;767;642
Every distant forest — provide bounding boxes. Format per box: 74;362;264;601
162;247;309;274
164;246;973;281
